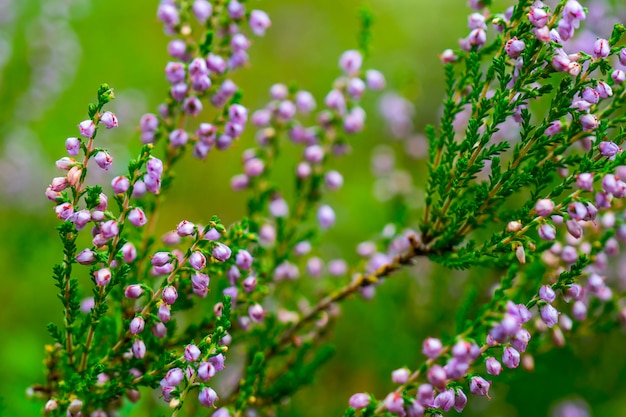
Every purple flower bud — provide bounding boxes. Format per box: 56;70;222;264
169;129;189;147
325;89;346;113
468;28;487;48
339;50;362;75
366;69;386;90
200;387;220;408
207;53;227;73
618;48;626;66
528;7;549;27
538;223;556;241
439;48;458;64
165;62;186;84
152;251;171;267
304;145;324;164
512;328;531;352
572;300;587;320
162;368;184;388
183;96;203;116
417;383;434;407
235;250;253;270
272;260;299;281
328;259;347;276
485;357;502;376
121;242;137;263
427;365;447;389
100;111;118;129
502;346;520;368
592;38;610;59
192;271;210;293
184;344;201;362
249;303;265;323
277;100;297;120
228;104;248;125
295;90;316;114
599;141;620;157
434;389;455;412
94;268;111;286
198;362;217;381
567;202;587;221
109;176;129;194
596;82;613;99
80;297;94;313
561;245;578;263
231;33;250;52
120;177;136;196
422;337;443;359
170;82;187;101
469;376;491;397
50;176;69;192
535;199;554;217
383;392;404;414
242;276;257;293
190;251;207;270
269;197;289;218
212;243;232;262
149;322;165;339
125;284;143;299
505;37;525;58
545;120;562;136
100;220;118;240
344;107;366;133
250;9;271;36
157;3;179;26
227;0;245;19
162;286;178;305
130;316;145;335
349;393;370;409
76;248;96;265
65;137;82;156
306;257;324;278
563;0;586;21
168;38;187;59
94;151;113;171
251;109;271;127
453;388;467;413
192;0;212;24
209;353;226;372
566;219;582;239
576;172;593;191
177;220;195;236
581;87;599;104
540;304;559;327
128;208;147;227
391;368;410;384
347;77;366;99
317;205;336;229
579;113;598;132
230;174;249;191
244;158;264;177
158;304;171;323
78;120;96;138
539;285;556;303
467;12;486;29
612;70;626;84
131;339;146;359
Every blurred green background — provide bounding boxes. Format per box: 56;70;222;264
1;0;625;416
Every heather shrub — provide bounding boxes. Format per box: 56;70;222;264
4;0;626;416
